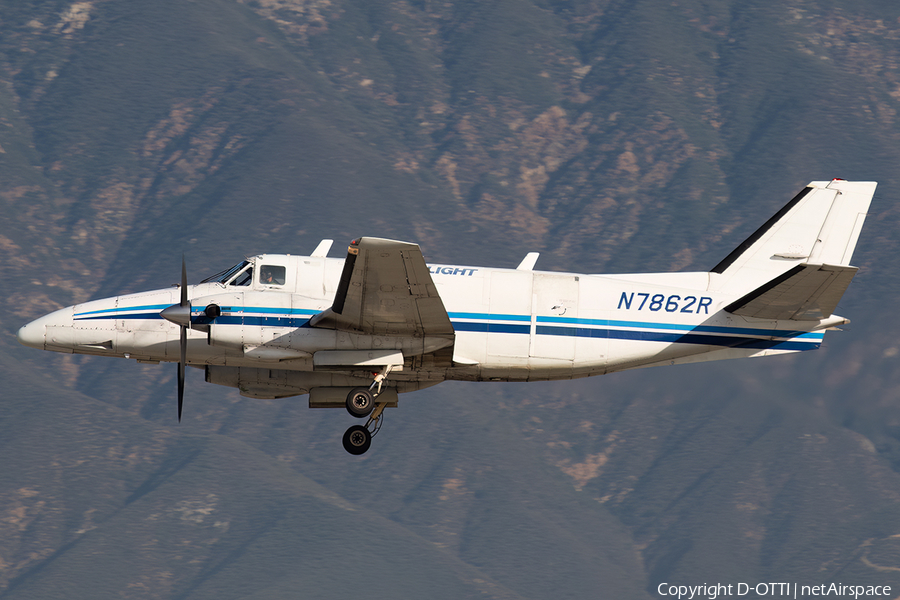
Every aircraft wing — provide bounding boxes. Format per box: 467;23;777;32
724;263;858;321
310;237;455;338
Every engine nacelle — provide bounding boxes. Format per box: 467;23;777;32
205;366;375;400
205;366;436;403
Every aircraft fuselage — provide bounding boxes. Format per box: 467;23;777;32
18;254;826;391
16;180;876;454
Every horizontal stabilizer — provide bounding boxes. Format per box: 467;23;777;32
725;263;858;321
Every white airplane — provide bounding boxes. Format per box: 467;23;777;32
17;180;875;454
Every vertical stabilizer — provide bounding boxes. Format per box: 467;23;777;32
709;180;875;295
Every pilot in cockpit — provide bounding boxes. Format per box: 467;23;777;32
260;267;275;285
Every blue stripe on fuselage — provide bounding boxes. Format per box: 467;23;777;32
74;304;171;317
448;312;531;322
72;307;822;350
534;325;819;350
536;315;823;340
452;322;531;334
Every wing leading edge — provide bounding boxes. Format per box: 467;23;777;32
310;237;455;339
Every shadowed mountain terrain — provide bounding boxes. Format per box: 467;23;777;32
1;0;900;598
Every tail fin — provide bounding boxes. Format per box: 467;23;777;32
709;180;876;297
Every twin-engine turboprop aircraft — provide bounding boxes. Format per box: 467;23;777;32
18;180;875;454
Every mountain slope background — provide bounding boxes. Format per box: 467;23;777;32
1;0;900;598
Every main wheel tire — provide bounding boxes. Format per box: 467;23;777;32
342;425;372;455
346;387;375;418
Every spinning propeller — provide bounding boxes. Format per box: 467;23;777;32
159;258;191;422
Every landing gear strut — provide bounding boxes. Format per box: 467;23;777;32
342;365;395;455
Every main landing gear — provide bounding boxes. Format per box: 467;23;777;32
342;365;394;455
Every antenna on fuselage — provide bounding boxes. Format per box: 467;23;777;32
311;239;334;257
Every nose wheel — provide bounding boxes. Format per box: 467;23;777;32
341;365;394;455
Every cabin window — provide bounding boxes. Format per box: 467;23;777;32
259;265;286;286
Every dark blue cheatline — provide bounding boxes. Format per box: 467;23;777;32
73;306;822;351
535;325;819;351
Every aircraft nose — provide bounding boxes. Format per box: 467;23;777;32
16;319;46;349
16;307;74;350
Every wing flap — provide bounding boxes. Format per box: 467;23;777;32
725;263;858;321
310;237;455;338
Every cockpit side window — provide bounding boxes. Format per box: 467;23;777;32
259;265;286;286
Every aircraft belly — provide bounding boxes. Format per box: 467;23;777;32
605;339;710;372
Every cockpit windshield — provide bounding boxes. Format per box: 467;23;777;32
230;266;253;286
200;260;252;286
